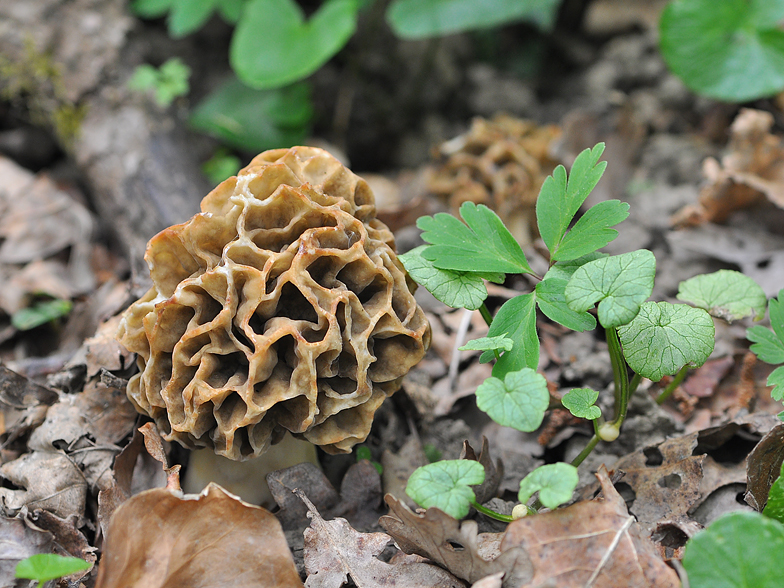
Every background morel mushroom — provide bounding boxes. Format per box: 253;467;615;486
117;146;431;460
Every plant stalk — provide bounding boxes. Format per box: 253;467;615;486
606;327;630;428
479;302;493;326
471;500;514;523
656;364;689;405
571;434;600;468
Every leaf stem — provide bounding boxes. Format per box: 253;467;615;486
571;434;600;468
656;365;689;405
606;327;630;428
479;303;493;326
471;500;514;523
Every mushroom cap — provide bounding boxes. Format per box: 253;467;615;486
117;147;430;460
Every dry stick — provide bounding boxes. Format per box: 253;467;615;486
584;515;634;587
448;308;475;392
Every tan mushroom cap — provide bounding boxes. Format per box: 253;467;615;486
117;147;431;460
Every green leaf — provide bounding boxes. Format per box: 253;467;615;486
399;245;502;310
682;511;784;588
218;0;247;22
190;77;312;152
15;554;90;583
418;202;533;275
561;388;601;420
405;460;485;519
748;289;784;365
618;301;715;382
459;335;514;353
536;143;607;259
518;463;579;509
131;0;174;18
386;0;561;38
202;150;242;185
12;299;72;331
564;249;656;328
168;0;218;37
128;59;191;107
677;270;767;322
535;278;596;332
660;0;784;102
551;200;629;262
763;461;784;524
231;0;358;89
768;366;784;402
485;293;538;377
475;368;549;432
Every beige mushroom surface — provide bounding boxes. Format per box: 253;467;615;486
117;147;430;460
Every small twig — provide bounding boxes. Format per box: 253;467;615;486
447;308;474;392
584;515;634;587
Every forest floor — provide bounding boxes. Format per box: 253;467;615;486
1;1;784;587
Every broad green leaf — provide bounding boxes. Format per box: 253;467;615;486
131;0;174;18
405;460;485;519
218;0;247;22
618;301;715;382
12;299;72;331
682;511;784;588
190;77;312;152
459;335;514;353
386;0;561;38
564;250;655;328
475;368;549;432
518;463;579;509
551;200;629;261
536;143;607;258
418;202;533;275
748;289;784;365
202;150;242;184
544;252;607;283
561;388;601;420
660;0;784;102
168;0;218;37
231;0;358;89
677;270;767;321
484;293;538;378
763;460;784;524
399;245;502;310
15;554;90;583
768;366;784;402
535;278;596;332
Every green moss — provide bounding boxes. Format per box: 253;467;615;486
0;37;87;152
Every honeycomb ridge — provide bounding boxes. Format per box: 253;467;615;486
117;147;430;459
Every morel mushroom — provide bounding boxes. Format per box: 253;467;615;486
117;147;430;460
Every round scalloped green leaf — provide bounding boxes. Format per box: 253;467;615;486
405;460;484;519
518;463;579;509
682;511;784;588
561;388;601;420
677;270;767;322
660;0;784;102
618;302;714;382
475;368;549;432
564;250;655;328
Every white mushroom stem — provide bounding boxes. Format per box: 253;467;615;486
182;433;319;508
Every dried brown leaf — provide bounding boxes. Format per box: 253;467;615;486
460;437;503;505
501;467;679;588
381;435;428;510
745;422;784;510
0;515;56;586
379;495;532;586
299;490;463;588
96;483;302;588
0;451;87;519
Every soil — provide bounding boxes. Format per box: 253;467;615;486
1;1;784;587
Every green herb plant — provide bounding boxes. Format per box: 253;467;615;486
15;554;90;588
401;143;769;521
128;57;191;108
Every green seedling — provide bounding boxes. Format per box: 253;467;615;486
659;0;784;102
128;58;190;107
403;142;767;521
747;289;784;412
15;554;90;588
355;444;383;474
682;459;784;587
12;297;71;331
